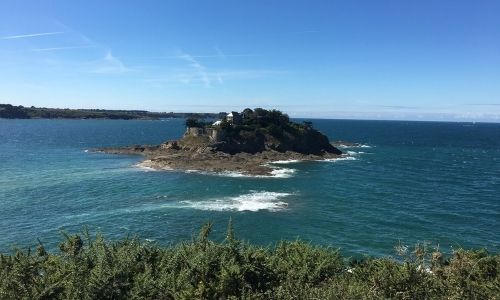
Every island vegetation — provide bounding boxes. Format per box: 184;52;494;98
99;108;343;175
0;222;497;299
186;108;340;155
0;104;224;120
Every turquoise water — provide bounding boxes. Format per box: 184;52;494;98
0;119;499;256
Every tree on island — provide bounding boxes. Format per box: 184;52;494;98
185;117;203;128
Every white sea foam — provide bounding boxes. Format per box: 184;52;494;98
346;150;366;156
182;167;296;179
180;169;248;177
134;161;173;172
216;167;296;178
270;159;302;164
179;191;292;212
132;159;296;178
336;143;372;149
322;156;358;162
217;171;249;177
134;164;159;172
65;191;292;219
268;167;296;178
64;202;176;219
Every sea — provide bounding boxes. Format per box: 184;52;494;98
0;118;499;257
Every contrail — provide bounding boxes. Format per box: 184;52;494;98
30;45;94;52
0;31;64;40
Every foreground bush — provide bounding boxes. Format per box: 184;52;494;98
0;222;498;299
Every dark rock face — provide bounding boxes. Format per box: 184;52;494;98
212;131;267;154
210;125;341;155
174;108;343;155
269;128;342;155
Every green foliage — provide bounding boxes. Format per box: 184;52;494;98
302;120;313;129
0;104;30;119
222;108;304;144
185;117;202;128
0;224;498;299
185;117;214;129
240;108;290;131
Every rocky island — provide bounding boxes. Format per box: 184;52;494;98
98;108;343;176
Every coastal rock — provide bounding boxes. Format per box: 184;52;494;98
97;108;345;176
160;141;180;150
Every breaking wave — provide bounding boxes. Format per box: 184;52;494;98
346;150;366;156
134;161;172;172
268;167;296;178
323;155;358;162
179;191;292;212
185;167;296;179
336;143;373;149
270;159;302;164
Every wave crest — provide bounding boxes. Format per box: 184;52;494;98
179;191;292;212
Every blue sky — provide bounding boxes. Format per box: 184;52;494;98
1;0;499;121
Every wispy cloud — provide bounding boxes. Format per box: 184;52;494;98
214;45;226;59
143;69;288;88
177;51;211;87
151;54;261;59
154;47;283;88
465;103;500;106
0;31;65;40
216;73;224;84
89;50;129;74
375;105;419;110
272;30;320;37
215;69;288;79
30;45;96;52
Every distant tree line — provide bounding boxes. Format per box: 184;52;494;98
0;104;224;120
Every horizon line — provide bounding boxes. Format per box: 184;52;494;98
2;102;499;123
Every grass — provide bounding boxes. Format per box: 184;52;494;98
1;221;498;299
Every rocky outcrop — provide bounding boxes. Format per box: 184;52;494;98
97;108;344;175
98;146;342;176
183;109;342;155
211;128;341;155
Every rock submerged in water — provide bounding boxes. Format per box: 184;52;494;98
97;108;344;176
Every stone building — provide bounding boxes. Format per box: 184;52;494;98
226;111;241;124
184;126;224;143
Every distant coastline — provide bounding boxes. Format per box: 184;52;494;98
0;104;224;120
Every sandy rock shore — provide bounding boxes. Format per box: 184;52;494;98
96;145;343;176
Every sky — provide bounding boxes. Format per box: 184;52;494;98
0;0;499;121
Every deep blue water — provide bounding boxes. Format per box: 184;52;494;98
0;118;499;257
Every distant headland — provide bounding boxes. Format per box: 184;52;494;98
98;108;343;176
0;104;224;120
